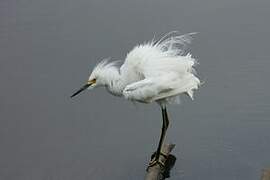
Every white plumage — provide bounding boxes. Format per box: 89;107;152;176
71;32;201;167
84;32;200;105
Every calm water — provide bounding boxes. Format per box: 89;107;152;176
1;0;270;179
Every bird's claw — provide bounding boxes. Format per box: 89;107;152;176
148;158;165;168
147;152;168;170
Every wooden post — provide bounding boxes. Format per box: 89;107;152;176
261;169;270;180
144;144;176;180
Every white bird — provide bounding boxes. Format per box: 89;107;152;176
71;32;201;168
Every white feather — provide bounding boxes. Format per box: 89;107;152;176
89;32;201;104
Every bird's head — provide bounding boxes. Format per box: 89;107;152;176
70;59;118;98
70;69;103;98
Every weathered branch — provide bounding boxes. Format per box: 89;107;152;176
144;144;176;180
261;169;270;180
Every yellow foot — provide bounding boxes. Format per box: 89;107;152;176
147;152;168;171
148;158;165;168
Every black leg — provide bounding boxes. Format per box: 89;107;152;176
149;106;170;167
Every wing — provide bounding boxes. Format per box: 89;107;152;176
120;32;200;103
122;74;174;103
122;72;200;103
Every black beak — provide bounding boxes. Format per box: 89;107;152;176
70;84;91;98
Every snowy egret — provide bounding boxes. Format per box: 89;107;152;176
71;32;201;168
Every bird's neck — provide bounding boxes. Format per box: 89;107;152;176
101;67;126;96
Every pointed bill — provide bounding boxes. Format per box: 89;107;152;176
70;84;91;98
70;79;96;98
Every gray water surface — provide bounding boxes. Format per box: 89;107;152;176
1;0;270;179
